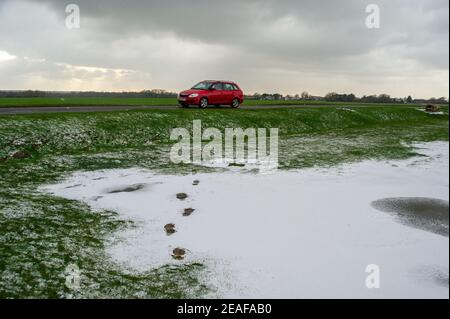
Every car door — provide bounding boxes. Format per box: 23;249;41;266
232;83;243;100
209;82;224;104
223;83;235;104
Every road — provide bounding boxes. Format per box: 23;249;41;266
0;104;409;115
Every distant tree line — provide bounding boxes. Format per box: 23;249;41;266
0;89;177;98
246;91;448;104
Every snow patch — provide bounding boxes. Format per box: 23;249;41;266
41;142;449;298
416;108;445;115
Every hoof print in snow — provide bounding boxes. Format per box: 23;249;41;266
192;180;200;186
164;223;176;235
176;193;188;200
172;247;186;260
183;208;195;216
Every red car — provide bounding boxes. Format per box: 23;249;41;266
178;80;244;108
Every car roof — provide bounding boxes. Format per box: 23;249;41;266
204;80;236;84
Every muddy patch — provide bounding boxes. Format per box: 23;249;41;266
228;163;245;167
105;183;147;194
65;183;83;189
371;197;449;237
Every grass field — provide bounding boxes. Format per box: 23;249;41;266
0;97;424;108
0;106;448;298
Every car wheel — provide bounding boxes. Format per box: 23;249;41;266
231;98;240;108
199;97;208;109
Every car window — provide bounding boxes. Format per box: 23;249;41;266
192;81;213;90
212;83;223;90
224;83;234;91
232;84;239;90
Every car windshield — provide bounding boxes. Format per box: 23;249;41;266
191;81;213;90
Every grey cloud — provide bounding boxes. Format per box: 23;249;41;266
28;0;447;66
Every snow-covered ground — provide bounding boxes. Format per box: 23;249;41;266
41;142;449;298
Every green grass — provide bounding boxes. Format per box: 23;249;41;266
0;97;428;108
0;106;448;298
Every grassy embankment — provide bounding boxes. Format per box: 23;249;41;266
0;106;448;298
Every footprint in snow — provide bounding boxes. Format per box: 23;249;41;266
172;247;186;260
176;193;188;200
164;223;176;235
183;208;195;216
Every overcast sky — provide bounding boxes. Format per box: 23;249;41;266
0;0;448;98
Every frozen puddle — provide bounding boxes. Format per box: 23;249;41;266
371;197;448;237
41;142;449;298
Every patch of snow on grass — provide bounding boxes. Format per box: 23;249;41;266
41;142;449;298
416;108;445;115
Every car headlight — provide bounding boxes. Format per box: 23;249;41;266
189;93;199;98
